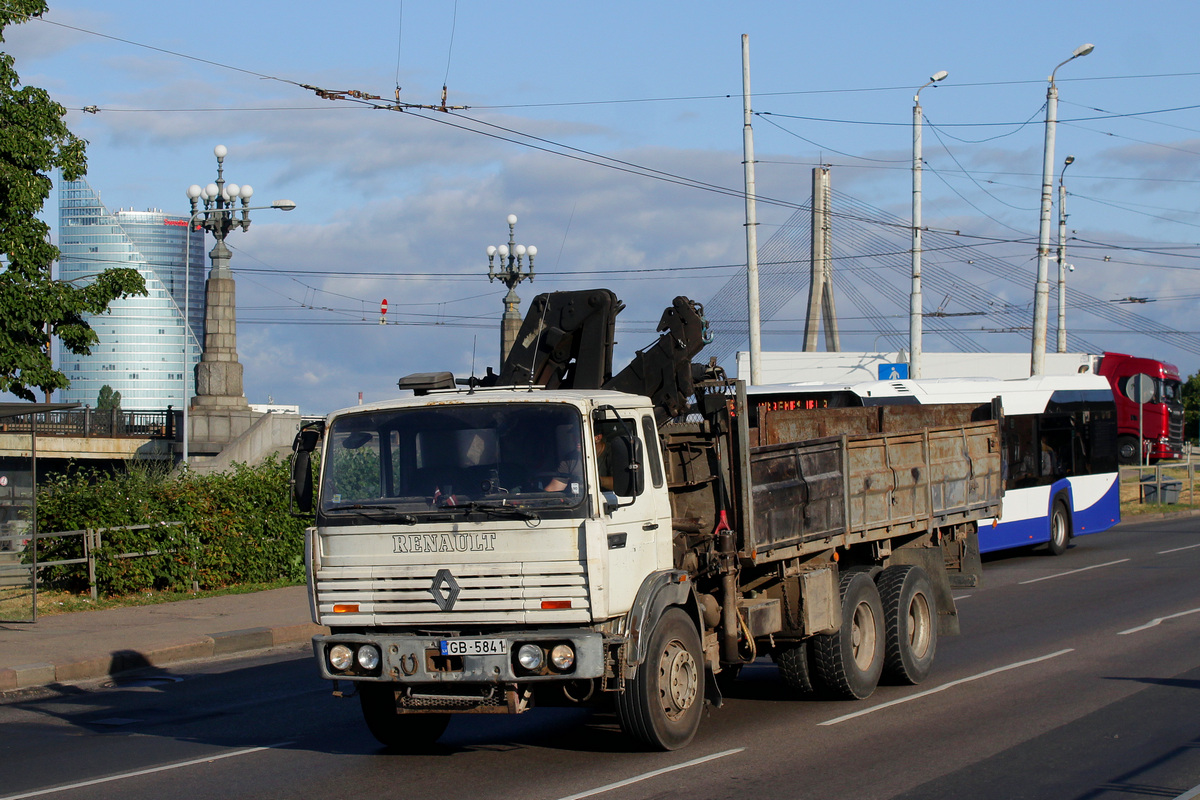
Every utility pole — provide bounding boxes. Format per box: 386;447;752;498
1032;43;1093;375
911;70;948;379
742;34;762;385
1056;155;1075;353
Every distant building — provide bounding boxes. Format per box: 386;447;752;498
57;178;206;410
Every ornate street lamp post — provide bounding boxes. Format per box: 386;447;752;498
486;214;537;363
180;145;295;465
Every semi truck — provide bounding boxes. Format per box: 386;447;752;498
290;289;1003;751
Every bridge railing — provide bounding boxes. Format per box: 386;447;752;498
0;408;174;439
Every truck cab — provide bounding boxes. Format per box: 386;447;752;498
296;388;682;740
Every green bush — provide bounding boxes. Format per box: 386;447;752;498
34;457;307;597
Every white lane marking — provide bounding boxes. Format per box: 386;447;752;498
1173;779;1200;800
0;742;292;800
1158;543;1200;555
1018;559;1130;585
952;594;973;601
554;748;744;800
1118;607;1200;635
818;649;1074;727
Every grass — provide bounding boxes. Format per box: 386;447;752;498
1120;464;1199;516
0;578;303;621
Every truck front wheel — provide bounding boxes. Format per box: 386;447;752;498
812;570;885;700
617;607;705;751
359;683;451;751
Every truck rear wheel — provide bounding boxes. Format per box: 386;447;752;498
359;683;450;751
877;565;937;685
812;570;885;700
616;607;704;751
774;641;813;694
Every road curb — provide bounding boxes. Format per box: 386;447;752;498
0;622;327;693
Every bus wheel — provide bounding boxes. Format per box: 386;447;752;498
1047;500;1071;556
812;570;885;700
877;565;937;685
616;607;704;750
1117;436;1139;465
359;683;450;751
775;641;813;694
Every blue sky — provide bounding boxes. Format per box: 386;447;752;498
7;0;1200;413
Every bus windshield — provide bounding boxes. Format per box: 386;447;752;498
320;403;586;520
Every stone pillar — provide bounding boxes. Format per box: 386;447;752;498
192;237;248;411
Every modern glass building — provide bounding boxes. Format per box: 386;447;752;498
57;178;206;410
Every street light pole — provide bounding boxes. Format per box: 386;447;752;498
486;214;536;363
910;69;948;380
181;144;296;466
1032;43;1093;376
1056;154;1075;353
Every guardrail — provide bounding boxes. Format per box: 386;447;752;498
0;408;174;439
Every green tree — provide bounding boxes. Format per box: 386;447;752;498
0;1;146;401
96;384;120;409
1183;370;1200;443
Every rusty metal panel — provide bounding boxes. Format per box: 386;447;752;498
744;416;1002;564
747;437;845;555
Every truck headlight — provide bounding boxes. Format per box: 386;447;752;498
328;644;354;672
550;644;575;671
357;644;381;671
517;643;544;671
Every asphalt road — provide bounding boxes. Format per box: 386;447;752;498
2;515;1199;800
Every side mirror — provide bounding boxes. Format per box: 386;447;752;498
290;425;323;515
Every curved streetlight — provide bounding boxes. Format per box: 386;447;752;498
910;69;948;379
1032;44;1093;375
180;145;296;466
1056;155;1075;352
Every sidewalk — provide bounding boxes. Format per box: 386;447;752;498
0;585;324;693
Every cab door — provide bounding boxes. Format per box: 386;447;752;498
596;414;665;617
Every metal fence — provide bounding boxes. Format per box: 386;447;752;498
0;522;187;622
0;408;174;439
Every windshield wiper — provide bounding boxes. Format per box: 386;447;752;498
325;502;418;525
442;501;540;521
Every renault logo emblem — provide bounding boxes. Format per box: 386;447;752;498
430;568;461;611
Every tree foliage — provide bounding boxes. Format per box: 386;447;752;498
0;1;146;401
35;458;307;596
1183;370;1200;443
96;383;120;409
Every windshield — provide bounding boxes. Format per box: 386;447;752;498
320;402;586;520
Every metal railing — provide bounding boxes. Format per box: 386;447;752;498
0;408;174;439
0;522;187;622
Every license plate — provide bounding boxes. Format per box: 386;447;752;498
439;638;508;656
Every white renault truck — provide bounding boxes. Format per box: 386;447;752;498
291;290;1002;751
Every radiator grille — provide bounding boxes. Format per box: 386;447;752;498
315;560;590;626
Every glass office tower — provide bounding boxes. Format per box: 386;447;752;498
57;178;206;410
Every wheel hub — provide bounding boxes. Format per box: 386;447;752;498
659;639;699;720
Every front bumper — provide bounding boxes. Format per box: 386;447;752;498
313;629;608;684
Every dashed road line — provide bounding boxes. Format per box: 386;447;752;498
554;748;745;800
1118;607;1200;635
1018;559;1130;585
818;649;1075;727
1158;543;1200;555
0;742;292;800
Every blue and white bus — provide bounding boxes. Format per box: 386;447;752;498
747;374;1121;555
